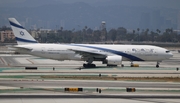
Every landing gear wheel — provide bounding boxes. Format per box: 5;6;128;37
156;62;160;68
156;65;159;68
130;61;133;67
107;64;117;67
83;64;86;68
121;64;124;67
83;63;96;68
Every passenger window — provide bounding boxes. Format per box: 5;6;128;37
132;48;136;51
141;49;145;51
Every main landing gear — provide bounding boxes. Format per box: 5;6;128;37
156;62;160;68
130;61;135;67
83;63;96;68
83;58;96;68
107;64;117;67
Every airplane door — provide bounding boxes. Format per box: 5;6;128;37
153;50;158;57
41;47;46;54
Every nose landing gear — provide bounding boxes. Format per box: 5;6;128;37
156;62;160;68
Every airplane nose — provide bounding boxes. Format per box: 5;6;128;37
167;52;173;58
169;52;173;57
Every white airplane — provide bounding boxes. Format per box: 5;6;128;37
8;18;173;68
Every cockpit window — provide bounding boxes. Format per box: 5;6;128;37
166;51;170;53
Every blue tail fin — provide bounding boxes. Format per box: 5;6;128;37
8;18;38;45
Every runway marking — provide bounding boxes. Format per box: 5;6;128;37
26;59;34;64
0;57;5;64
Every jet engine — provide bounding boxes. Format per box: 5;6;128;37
103;55;122;65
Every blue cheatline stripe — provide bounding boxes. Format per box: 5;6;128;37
15;37;38;43
9;21;24;29
70;44;144;61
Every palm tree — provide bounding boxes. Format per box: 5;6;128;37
84;26;88;30
83;26;88;42
133;30;135;34
137;28;140;42
146;28;149;33
156;29;161;34
137;28;140;32
60;27;63;31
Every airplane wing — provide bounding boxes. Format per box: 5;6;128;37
69;48;107;59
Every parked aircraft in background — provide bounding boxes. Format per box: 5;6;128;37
8;18;173;68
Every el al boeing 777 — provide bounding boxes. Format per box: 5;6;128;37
8;18;173;68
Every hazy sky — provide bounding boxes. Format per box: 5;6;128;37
0;0;108;3
1;0;180;9
0;0;180;30
58;0;109;3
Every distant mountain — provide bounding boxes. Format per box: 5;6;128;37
0;0;63;7
1;0;180;9
94;0;180;9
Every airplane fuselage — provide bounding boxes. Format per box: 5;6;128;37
15;43;173;62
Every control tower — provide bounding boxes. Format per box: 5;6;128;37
101;21;106;30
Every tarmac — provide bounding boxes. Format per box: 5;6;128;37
0;50;180;102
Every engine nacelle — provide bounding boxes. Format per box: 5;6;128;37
104;55;122;65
